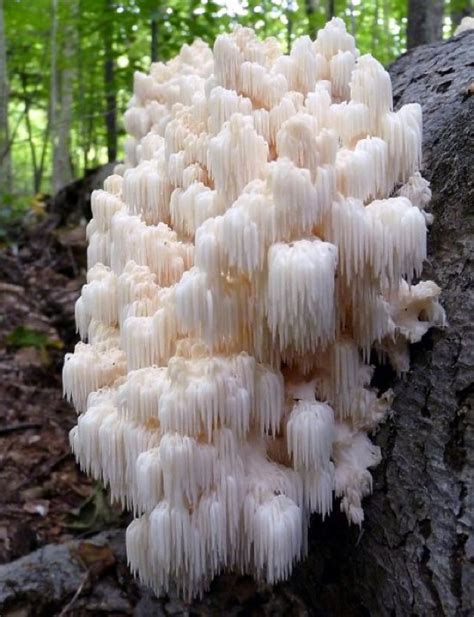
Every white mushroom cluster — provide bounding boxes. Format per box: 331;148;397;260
64;18;445;600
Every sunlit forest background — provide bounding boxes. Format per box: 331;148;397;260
0;0;472;221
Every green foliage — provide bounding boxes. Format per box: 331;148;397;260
2;0;470;203
6;326;63;350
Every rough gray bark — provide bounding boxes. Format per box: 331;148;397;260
407;0;444;48
357;30;473;615
291;30;474;617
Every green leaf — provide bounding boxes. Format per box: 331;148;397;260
6;326;63;350
66;486;121;532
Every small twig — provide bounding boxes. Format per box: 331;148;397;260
58;569;90;616
0;422;42;436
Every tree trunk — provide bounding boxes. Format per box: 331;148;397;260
290;31;474;616
0;0;12;197
104;0;117;163
20;74;40;193
51;0;75;193
57;7;75;185
327;0;335;19
407;0;444;48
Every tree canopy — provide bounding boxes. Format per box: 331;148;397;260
1;0;472;212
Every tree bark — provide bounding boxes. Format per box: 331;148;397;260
51;0;75;193
407;0;444;48
0;0;12;196
290;31;474;617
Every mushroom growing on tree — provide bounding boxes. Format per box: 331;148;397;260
64;18;446;600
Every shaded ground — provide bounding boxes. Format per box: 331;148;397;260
0;174;308;616
0;211;94;564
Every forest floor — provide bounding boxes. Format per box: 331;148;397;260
0;209;98;564
0;183;306;616
0;188;139;614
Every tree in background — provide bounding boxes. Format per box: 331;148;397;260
51;0;77;192
407;0;444;48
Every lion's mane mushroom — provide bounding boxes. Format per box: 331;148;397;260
64;18;446;600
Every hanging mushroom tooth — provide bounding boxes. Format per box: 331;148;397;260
86;222;112;269
397;171;432;213
63;342;126;413
65;20;445;600
350;54;393;131
90;189;125;232
171;186;224;244
208;86;252;135
240;61;288;108
266;238;338;354
314;17;358;59
334;134;389;203
103;174;123;196
208;113;268;207
75;296;90;340
80;264;118;327
276;113;321;179
122;158;172;225
123;104;151;141
124;135;139;168
332;423;382;525
365;196;427;285
327;100;371;147
329;50;356;101
287;399;335;471
254;363;285;436
305;84;331;125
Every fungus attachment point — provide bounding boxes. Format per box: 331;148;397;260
64;18;445;600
